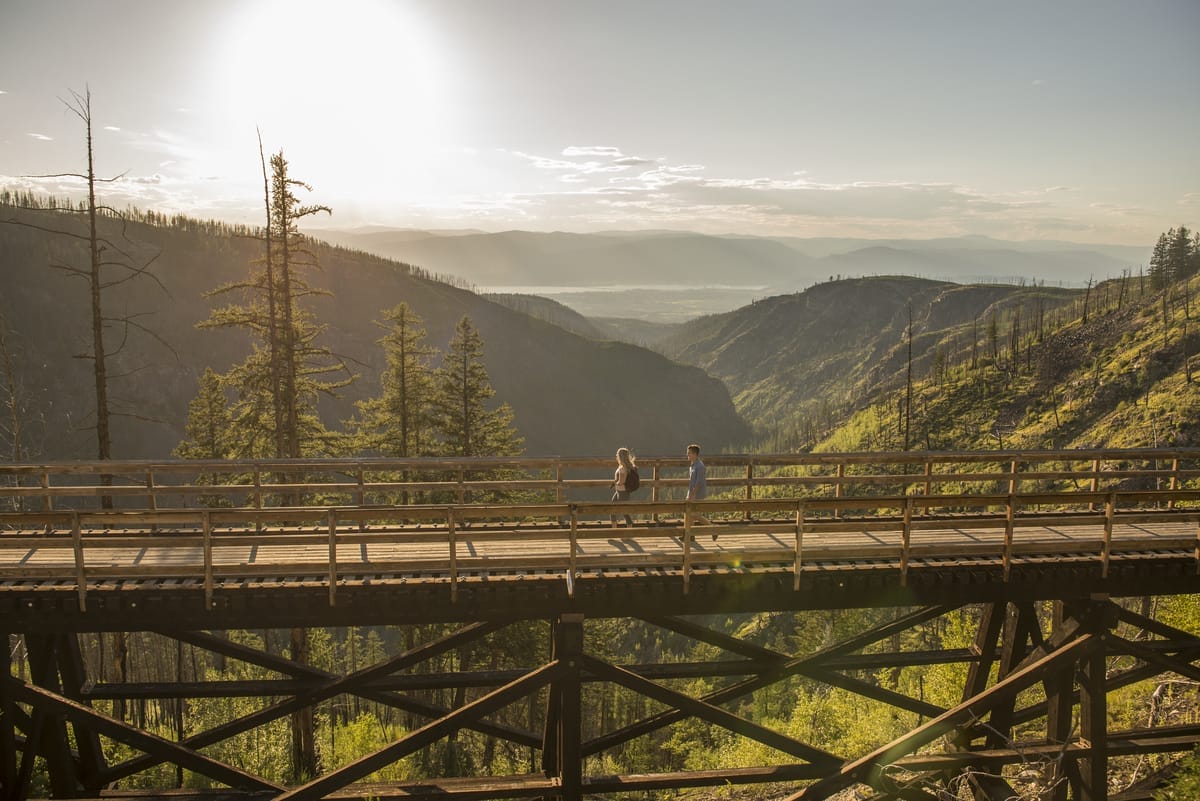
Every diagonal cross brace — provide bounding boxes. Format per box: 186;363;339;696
586;605;958;756
785;632;1098;800
274;660;563;801
105;621;532;784
581;654;842;768
6;676;282;793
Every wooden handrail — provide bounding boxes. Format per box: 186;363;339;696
2;450;1196;514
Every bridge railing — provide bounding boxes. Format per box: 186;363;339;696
1;448;1198;514
2;453;1199;610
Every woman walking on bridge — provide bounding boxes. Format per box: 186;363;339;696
611;447;637;526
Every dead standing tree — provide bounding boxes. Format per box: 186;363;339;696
1;88;171;721
1;88;170;470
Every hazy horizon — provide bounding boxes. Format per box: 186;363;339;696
2;1;1198;247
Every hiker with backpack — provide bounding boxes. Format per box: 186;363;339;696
611;447;639;526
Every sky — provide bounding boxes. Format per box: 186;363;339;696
1;0;1197;245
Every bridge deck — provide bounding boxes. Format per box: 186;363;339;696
2;517;1196;582
2;510;1197;629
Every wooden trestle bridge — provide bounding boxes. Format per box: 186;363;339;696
2;448;1199;801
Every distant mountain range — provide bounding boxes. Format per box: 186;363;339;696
0;207;748;460
310;227;1149;295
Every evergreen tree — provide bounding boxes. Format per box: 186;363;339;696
351;303;435;457
431;316;522;457
174;368;231;460
1167;225;1195;281
197;150;352;458
1149;230;1172;290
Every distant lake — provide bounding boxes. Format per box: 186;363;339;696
481;284;770;323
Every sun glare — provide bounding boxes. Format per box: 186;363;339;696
209;0;456;203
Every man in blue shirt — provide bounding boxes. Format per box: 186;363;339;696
687;443;713;534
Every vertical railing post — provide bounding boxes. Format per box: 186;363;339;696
1194;519;1200;576
41;470;52;513
900;496;912;587
356;466;366;531
682;507;692;594
923;460;933;513
834;463;845;519
42;470;52;534
70;512;87;612
1102;491;1115;579
744;463;753;521
1003;493;1015;582
328;510;338;607
1089;458;1101;512
146;470;159;534
793;502;805;591
448;508;458;602
568;505;578;598
457;468;466;505
1168;457;1180;509
253;468;264;532
1008;459;1020;495
651;464;660;523
555;461;564;504
202;510;213;610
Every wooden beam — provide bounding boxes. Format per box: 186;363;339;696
55;633;107;790
0;631;16;801
584;606;957;756
7;678;281;792
24;633;78;798
641;615;790;662
273;661;561;801
581;654;841;767
804;667;945;719
556;615;584;801
1078;634;1108;801
787;633;1097;800
105;622;532;784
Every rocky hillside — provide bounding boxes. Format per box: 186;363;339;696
0;205;748;459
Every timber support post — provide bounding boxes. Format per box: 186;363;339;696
2;632;16;801
1077;599;1115;801
543;614;584;801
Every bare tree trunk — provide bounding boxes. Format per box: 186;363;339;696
904;304;912;450
289;627;316;780
258;132;286;460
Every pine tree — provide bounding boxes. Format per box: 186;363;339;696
1167;225;1195;282
175;368;232;460
173;368;234;506
197;149;352;458
431;316;522;457
1150;230;1173;290
351;303;435;457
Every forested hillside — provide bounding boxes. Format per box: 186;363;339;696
659;276;1079;430
811;267;1199;454
0;202;748;459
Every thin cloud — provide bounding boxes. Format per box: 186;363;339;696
563;146;624;158
27;133;52;141
104;125;121;132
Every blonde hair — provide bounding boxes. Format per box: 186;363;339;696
616;447;635;470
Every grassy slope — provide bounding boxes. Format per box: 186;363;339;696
815;273;1199;453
